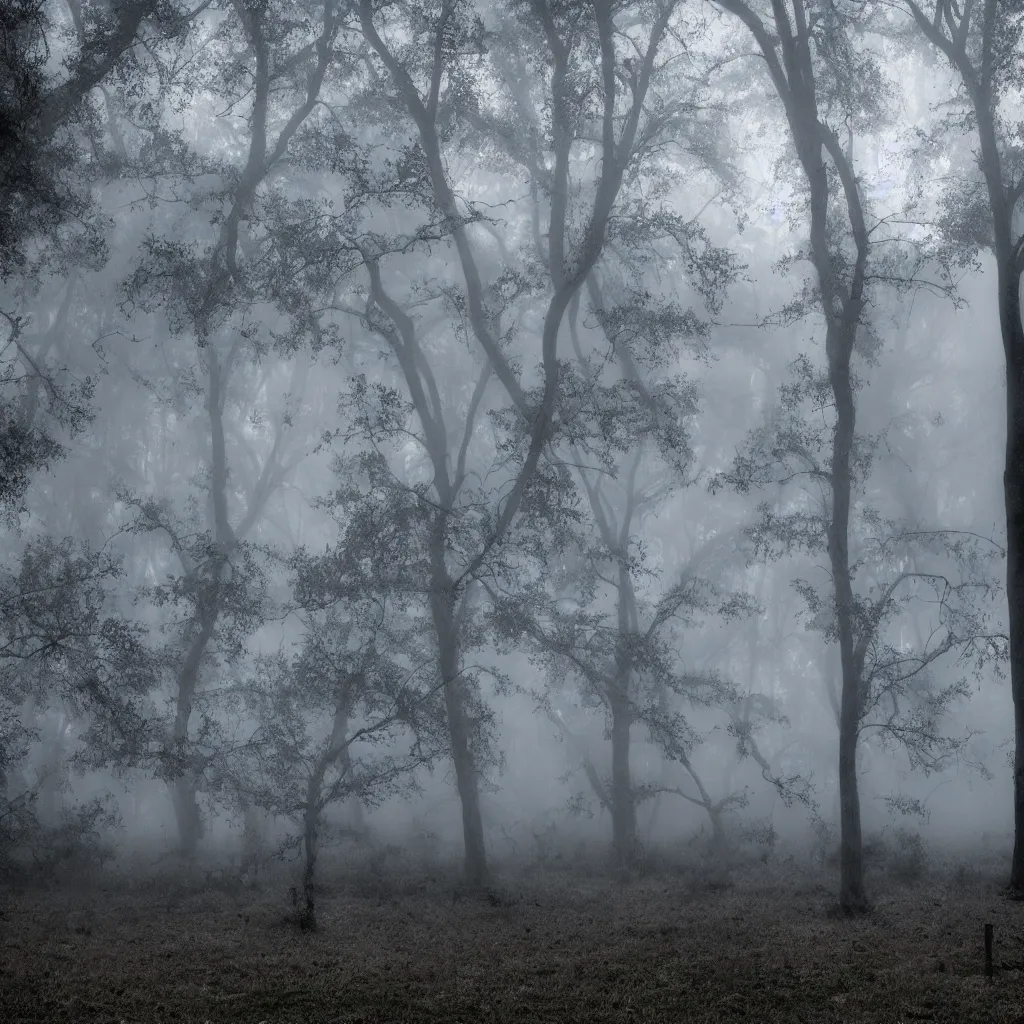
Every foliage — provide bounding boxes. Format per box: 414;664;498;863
227;602;447;836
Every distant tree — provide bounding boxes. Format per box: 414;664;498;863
0;0;199;869
486;259;759;869
709;0;974;911
0;537;156;872
119;0;341;854
900;0;1024;895
227;600;445;930
716;353;1005;903
0;1;201;518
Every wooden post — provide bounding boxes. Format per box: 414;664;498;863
984;923;993;980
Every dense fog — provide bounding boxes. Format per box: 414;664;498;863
2;1;1024;1018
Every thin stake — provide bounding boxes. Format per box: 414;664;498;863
984;922;994;980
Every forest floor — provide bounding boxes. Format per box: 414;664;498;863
2;846;1024;1023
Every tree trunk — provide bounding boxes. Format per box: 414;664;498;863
608;549;638;874
300;779;319;931
708;805;727;853
169;616;216;856
298;686;355;933
948;31;1024;895
429;559;488;887
172;775;203;857
609;691;636;874
828;325;867;913
1002;268;1024;893
443;677;488;886
793;90;868;913
836;696;864;905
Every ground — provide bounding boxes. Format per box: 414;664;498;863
2;849;1024;1023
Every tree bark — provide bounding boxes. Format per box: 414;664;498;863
300;773;320;930
713;0;871;911
903;0;1024;896
169;614;216;856
1003;273;1024;891
609;690;636;874
608;537;639;875
828;324;867;913
429;549;488;887
38;2;156;140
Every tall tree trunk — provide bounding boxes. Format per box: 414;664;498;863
429;549;488;887
300;773;320;930
828;325;866;913
795;63;869;913
609;690;636;874
299;686;358;931
609;550;638;873
902;0;1024;898
1002;268;1024;892
972;83;1024;898
945;8;1024;897
169;616;216;856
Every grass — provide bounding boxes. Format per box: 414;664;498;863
2;846;1024;1023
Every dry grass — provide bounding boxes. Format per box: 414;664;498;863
2;849;1024;1023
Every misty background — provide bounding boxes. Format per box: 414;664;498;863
2;0;1021;928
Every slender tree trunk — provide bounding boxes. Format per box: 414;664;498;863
609;691;636;874
442;673;488;886
169;615;216;856
951;31;1024;895
300;777;320;930
708;805;726;852
793;81;868;913
1002;268;1024;892
429;553;488;887
170;617;216;857
608;550;638;874
828;325;867;913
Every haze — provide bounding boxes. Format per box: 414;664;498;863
2;1;1023;1021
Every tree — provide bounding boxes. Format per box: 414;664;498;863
0;536;156;873
708;0;978;910
0;307;93;520
901;0;1024;894
717;352;1005;904
485;215;757;865
0;0;195;279
306;0;689;887
0;2;205;520
118;0;341;854
229;596;445;930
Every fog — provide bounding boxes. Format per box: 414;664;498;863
3;0;1024;1019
